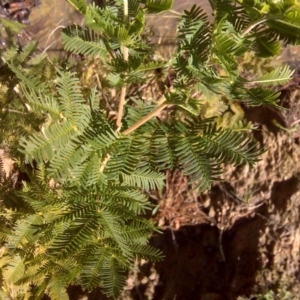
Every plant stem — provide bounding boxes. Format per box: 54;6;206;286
101;98;168;172
99;153;111;173
116;0;129;132
116;86;127;132
101;0;129;173
1;108;28;115
241;16;280;37
241;18;267;37
122;91;172;135
122;102;168;135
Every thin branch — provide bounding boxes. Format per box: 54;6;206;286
101;0;129;173
241;18;267;37
218;227;226;262
43;20;66;53
116;85;127;132
241;15;281;38
116;0;129;132
121;90;172;135
122;102;168;135
99;154;111;173
1;108;28;115
13;86;32;111
101;98;168;171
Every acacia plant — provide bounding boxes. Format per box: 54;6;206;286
1;0;300;299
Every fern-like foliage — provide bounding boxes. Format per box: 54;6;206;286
1;0;300;299
1;165;162;299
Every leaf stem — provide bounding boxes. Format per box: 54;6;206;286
1;108;28;115
99;154;111;173
116;0;129;132
241;15;281;37
241;18;268;37
101;0;129;173
122;102;168;135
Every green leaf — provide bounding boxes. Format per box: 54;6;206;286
46;276;69;300
249;65;294;86
2;256;25;284
19;119;78;163
62;25;108;57
8;215;43;248
21;86;61;122
137;61;167;72
178;4;211;61
245;87;280;106
121;167;165;190
0;18;25;33
80;246;110;290
66;0;87;14
252;29;281;57
49;215;100;258
128;9;145;35
174;131;221;191
101;257;126;298
143;0;173;13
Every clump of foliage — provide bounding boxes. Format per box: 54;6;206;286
1;0;300;298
